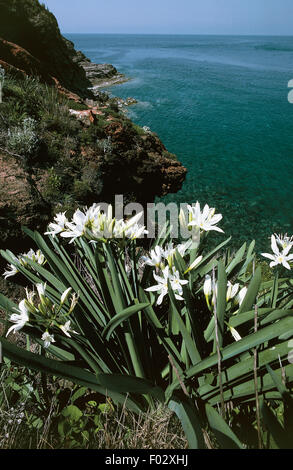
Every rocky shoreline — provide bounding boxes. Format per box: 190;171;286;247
71;47;136;106
90;74;130;90
77;57;134;105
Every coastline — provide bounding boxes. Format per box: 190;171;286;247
90;74;131;90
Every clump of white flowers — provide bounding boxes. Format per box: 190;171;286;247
142;240;203;305
142;201;225;305
145;266;189;305
6;283;79;349
203;274;247;311
141;240;197;270
3;249;46;279
179;202;224;235
45;204;148;243
261;234;293;270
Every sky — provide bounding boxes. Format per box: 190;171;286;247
42;0;293;35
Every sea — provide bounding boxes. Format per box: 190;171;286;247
66;34;293;250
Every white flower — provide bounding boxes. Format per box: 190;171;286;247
59;320;79;337
124;223;148;240
274;233;293;251
6;300;29;336
169;268;188;300
261;235;293;270
3;264;19;279
177;240;193;257
3;249;45;279
141;245;165;268
185;255;203;274
142;241;193;271
22;249;45;266
228;325;242;342
114;212;148;240
42;331;55;349
203;275;212;297
179;207;190;234
123;212;144;232
163;242;191;265
226;281;240;302
45;212;68;237
68;292;79;314
36;283;47;300
145;266;188;305
60;287;72;305
60;208;91;243
145;266;169;305
52;205;148;243
187;202;224;233
203;274;216;309
238;286;247;306
162;243;177;265
203;276;240;307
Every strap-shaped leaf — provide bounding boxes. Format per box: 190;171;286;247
0;337;145;413
260;401;289;449
167;315;293;397
98;373;165;402
226;242;246;275
168;281;202;365
214;260;227;349
238;267;261;314
205;403;244;449
168;398;205;449
102;302;150;340
198;341;291;401
205;363;293;405
0;292;18;314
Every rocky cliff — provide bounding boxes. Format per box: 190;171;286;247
0;0;92;96
0;0;187;258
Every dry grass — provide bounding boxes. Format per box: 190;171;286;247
94;403;187;450
0;393;187;449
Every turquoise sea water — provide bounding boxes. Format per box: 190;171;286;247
67;34;293;248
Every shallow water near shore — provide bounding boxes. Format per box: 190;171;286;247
67;34;293;251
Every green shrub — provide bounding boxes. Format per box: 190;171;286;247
7;117;38;157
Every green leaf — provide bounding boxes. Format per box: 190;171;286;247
195;237;232;278
98;374;165;402
260;401;289;449
102;303;149;341
168;315;293;397
0;292;18;314
205;404;244;449
1;337;144;413
139;287;184;371
226;242;246;275
168;281;201;365
61;405;83;422
198;341;291;401
238;267;261;314
168;398;205;449
214;260;227;349
71;387;88;404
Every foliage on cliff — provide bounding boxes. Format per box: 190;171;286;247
0;72;186;256
0;0;92;96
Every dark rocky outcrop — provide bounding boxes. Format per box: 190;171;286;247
0;0;92;97
0;37;55;85
81;63;119;83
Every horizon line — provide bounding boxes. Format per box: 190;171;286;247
63;32;293;37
